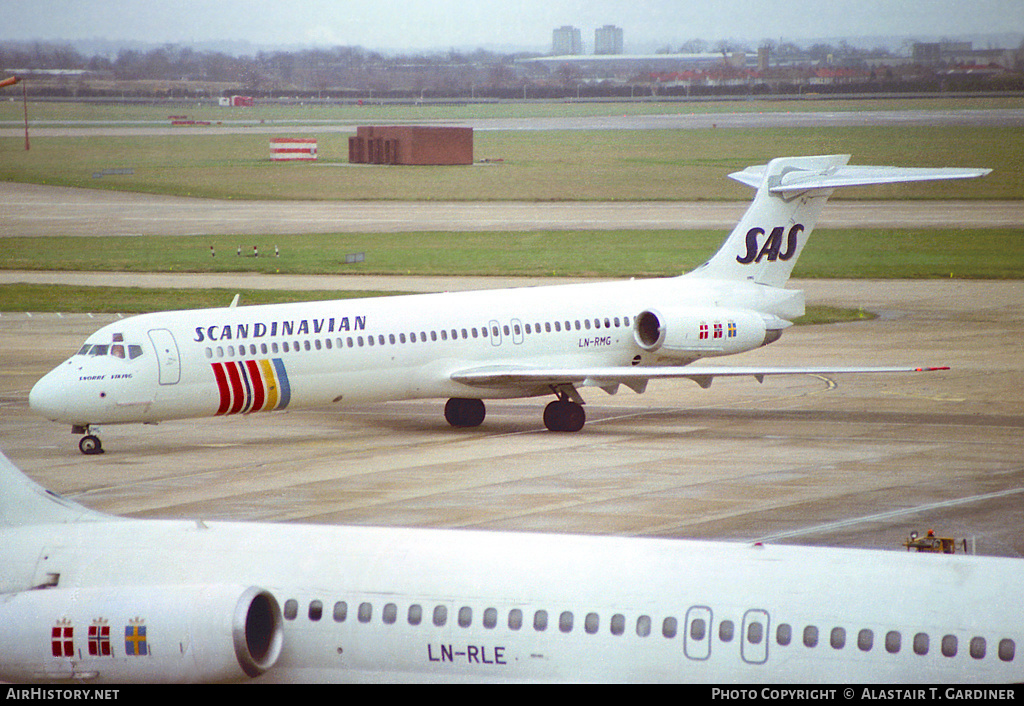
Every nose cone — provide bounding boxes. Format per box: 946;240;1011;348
29;366;70;422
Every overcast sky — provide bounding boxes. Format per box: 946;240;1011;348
5;0;1023;51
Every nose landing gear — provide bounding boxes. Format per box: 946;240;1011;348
72;425;105;455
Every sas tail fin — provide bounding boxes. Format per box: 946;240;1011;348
0;451;107;527
688;154;991;288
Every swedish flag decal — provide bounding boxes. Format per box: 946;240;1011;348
125;622;148;656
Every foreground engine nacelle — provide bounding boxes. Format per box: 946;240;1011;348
633;307;777;360
0;584;282;683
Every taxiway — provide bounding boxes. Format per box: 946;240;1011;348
2;274;1021;556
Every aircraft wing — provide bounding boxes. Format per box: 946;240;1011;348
451;364;949;392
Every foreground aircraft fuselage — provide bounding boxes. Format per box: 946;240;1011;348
29;156;989;453
0;451;1021;683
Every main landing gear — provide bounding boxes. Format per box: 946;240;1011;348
444;398;486;428
443;389;586;433
543;384;586;432
73;425;105;455
543;399;586;433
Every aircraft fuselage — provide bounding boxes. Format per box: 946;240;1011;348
2;518;1021;683
30;276;794;429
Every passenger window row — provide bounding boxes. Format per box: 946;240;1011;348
777;622;1017;662
283;598;670;638
203;316;635;360
281;596;1017;664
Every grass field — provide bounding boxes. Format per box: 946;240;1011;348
0;284;872;327
2;229;1020;279
1;127;1018;201
0;283;400;313
0;99;1019;321
1;226;1016;321
4;96;1024;125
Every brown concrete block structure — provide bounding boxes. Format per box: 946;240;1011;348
348;126;473;165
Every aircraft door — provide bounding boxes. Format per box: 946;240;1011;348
741;609;770;664
683;606;712;660
148;328;181;385
488;320;502;346
511;318;524;345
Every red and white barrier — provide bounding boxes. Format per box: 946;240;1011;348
270;138;317;162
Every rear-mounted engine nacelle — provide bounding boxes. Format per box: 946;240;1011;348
633;307;774;359
0;584;283;683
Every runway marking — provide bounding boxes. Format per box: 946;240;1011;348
750;486;1024;544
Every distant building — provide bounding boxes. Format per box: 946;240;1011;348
912;41;1015;69
912;43;942;66
552;26;583;55
349;126;473;166
520;52;747;75
594;25;624;55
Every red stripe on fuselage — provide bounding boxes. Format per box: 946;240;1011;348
225;362;246;415
212;363;231;415
245;359;266;413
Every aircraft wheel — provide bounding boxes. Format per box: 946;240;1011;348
543;400;586;432
444;398;486;428
79;435;104;455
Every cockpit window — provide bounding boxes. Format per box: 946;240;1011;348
77;342;145;359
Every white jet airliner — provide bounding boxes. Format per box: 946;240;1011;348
29;155;990;454
0;449;1021;683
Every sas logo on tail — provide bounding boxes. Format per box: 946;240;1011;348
736;224;804;264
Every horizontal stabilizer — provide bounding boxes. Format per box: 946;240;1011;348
729;162;991;192
452;364;949;390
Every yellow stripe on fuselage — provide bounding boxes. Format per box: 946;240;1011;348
258;358;279;411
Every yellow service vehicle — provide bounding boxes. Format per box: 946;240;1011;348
904;530;968;554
